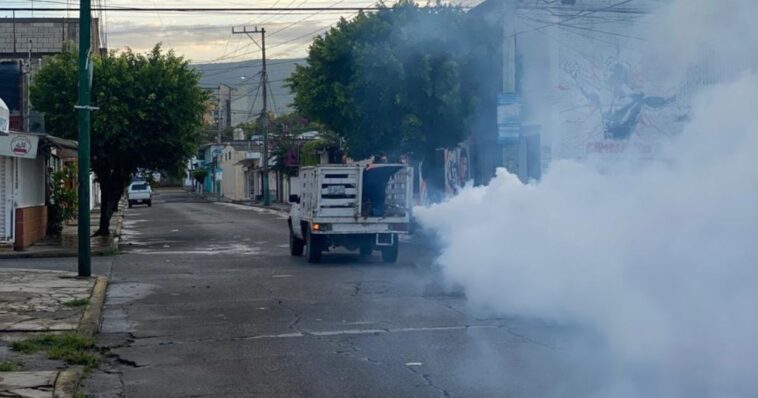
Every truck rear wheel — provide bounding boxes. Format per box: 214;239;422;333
306;230;322;263
381;239;399;264
290;229;304;256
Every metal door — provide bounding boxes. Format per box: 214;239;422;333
0;157;11;241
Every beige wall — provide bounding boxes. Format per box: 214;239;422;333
219;146;248;201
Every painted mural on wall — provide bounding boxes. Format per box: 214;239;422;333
557;53;687;158
415;145;471;206
545;11;692;160
444;146;471;197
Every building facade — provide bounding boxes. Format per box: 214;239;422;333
0;17;100;249
468;0;703;184
0;132;78;250
0;17;101;132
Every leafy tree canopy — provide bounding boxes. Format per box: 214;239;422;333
31;45;207;234
286;0;493;161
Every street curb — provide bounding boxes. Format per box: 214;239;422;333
0;250;77;259
108;198;127;252
78;276;108;339
54;366;84;398
0;246;118;259
191;190;290;216
241;201;290;216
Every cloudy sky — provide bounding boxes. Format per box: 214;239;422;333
3;0;482;63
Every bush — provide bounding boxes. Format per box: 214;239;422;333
48;164;78;236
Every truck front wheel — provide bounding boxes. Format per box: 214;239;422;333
306;230;322;263
290;229;305;256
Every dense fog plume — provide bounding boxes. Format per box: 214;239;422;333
416;0;758;395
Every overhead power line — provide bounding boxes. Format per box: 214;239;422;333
0;6;391;12
506;0;635;38
268;0;348;37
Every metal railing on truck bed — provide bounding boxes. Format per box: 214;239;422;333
299;164;412;221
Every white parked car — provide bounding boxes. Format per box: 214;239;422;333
127;182;153;208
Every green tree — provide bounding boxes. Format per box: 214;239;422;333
191;168;208;185
286;1;493;165
31;45;207;235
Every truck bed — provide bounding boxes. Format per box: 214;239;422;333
298;164;412;224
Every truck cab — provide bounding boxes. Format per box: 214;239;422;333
288;163;413;263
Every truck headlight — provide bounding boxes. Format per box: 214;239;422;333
312;223;331;231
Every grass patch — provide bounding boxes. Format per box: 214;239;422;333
63;298;90;308
0;361;21;372
11;333;99;368
100;245;119;256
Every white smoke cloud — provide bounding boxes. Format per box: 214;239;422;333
644;0;758;82
415;0;758;395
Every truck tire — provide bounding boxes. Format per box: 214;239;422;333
306;230;322;263
381;238;399;264
128;201;133;208
147;200;152;207
290;229;305;256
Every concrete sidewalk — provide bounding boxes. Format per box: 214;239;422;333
0;268;108;398
0;200;126;260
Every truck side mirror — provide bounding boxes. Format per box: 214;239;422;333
289;194;300;204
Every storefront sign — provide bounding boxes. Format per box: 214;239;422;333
0;133;39;159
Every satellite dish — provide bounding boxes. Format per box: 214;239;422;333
0;97;9;135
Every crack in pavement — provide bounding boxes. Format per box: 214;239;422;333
351;282;362;297
322;334;386;366
275;299;303;332
405;364;451;397
113;356;143;368
501;327;556;350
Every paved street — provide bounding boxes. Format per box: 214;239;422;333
3;189;607;397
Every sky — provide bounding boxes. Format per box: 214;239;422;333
2;0;483;64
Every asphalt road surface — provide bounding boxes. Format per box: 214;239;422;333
7;189;610;397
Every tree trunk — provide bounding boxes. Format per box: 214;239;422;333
94;171;127;236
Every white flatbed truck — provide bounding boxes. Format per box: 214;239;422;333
288;163;413;263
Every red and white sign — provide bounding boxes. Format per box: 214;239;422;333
0;132;39;159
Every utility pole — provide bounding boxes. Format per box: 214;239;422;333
75;0;93;277
232;26;270;206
